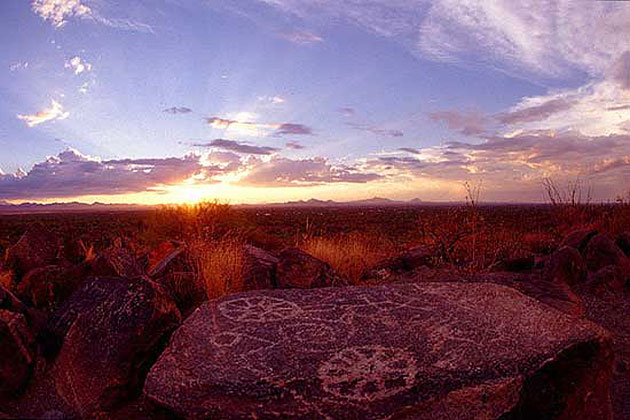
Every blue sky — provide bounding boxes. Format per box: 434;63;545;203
1;0;629;203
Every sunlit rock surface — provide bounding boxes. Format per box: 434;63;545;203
145;282;613;419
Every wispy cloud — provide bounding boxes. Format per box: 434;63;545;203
163;107;193;115
281;30;324;45
17;100;69;127
429;110;488;136
192;139;280;155
286;141;305;150
347;122;404;138
239;156;381;187
206;116;313;137
64;56;92;74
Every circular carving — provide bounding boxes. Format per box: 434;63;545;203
318;345;417;402
218;296;302;322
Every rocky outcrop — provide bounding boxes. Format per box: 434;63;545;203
242;245;278;291
560;228;598;252
276;247;347;288
543;246;587;286
29;276;182;418
5;224;59;278
145;283;613;419
584;235;629;273
89;241;143;279
0;309;35;400
17;264;88;312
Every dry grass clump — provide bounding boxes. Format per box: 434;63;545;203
0;269;13;289
303;232;393;284
143;201;240;245
190;237;244;300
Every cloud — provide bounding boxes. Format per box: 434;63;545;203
398;147;420;154
163;107;193;115
206;116;313;137
64;56;92;75
367;131;630;200
429;110;488;136
9;62;29;72
610;51;630;90
496;98;576;125
239;156;382;187
285;141;305;150
17;100;70;127
281;31;324;45
258;95;286;104
193;139;280;155
31;0;92;28
275;123;312;136
347;122;404;138
339;107;356;117
0;148;216;199
31;0;153;32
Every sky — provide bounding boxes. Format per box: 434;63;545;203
0;0;629;204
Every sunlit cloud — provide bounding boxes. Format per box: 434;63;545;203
64;56;92;74
31;0;92;28
17;100;70;127
206;115;313;137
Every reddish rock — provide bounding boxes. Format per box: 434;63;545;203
586;265;626;295
276;247;347;289
241;245;278;291
146;242;181;278
543;246;587;286
584;234;630;281
400;245;435;269
0;309;35;400
42;276;181;417
144;283;612;419
17;264;88;311
491;253;537;273
616;232;630;258
560;228;598;253
89;243;143;279
5;224;59;278
0;285;47;333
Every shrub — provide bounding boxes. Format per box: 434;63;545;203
189;237;244;300
303;232;393;284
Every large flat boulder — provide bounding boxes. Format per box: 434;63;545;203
144;282;612;419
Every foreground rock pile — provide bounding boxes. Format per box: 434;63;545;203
0;223;627;419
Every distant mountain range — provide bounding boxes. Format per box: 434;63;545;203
0;197;459;214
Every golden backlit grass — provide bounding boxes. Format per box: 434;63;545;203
190;237;244;300
303;232;394;284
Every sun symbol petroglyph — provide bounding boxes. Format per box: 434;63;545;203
318;346;417;402
218;296;302;322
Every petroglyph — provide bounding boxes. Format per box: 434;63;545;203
218;295;302;322
318;346;417;401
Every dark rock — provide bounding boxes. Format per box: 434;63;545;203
586;265;626;295
0;309;35;400
491;254;536;273
616;232;630;258
584;234;630;280
276;247;347;289
17;264;88;311
0;285;47;333
241;245;278;291
400;245;435;269
543;246;587;286
5;224;59;278
89;243;143;279
363;246;435;283
560;228;598;253
145;283;612;420
41;276;181;417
